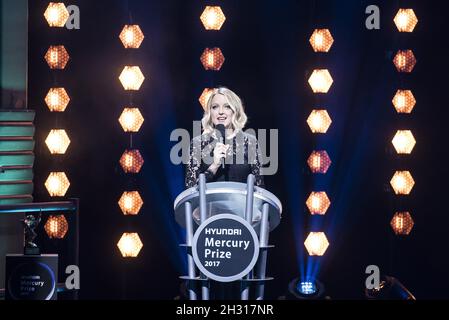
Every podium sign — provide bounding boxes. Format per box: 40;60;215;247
192;214;259;282
5;254;58;300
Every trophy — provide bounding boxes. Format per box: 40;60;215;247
22;214;41;255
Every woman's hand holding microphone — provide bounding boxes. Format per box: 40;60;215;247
208;142;230;175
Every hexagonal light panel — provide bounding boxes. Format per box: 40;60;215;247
199;88;214;110
117;232;143;258
390;171;415;195
393;50;416;73
118;191;143;215
45;215;69;239
200;6;226;30
304;232;329;256
45;172;70;197
307;150;331;174
119;25;145;48
390;212;414;235
119;108;144;132
392;90;416;114
119;66;145;90
44;2;69;27
120;149;144;173
45;129;71;154
394;9;418;32
392;130;416;154
306;191;331;215
308;69;333;93
45;87;70;112
307;109;332;133
45;45;70;69
200;48;225;71
309;29;334;52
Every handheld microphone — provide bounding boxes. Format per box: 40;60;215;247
216;124;226;169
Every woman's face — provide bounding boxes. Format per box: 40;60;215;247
210;94;234;128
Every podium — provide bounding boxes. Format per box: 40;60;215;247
174;174;282;300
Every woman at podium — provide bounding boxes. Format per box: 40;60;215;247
185;87;264;189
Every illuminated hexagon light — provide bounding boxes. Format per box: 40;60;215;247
392;90;416;113
118;191;143;215
120;149;144;173
390;171;415;195
309;29;334;52
45;87;70;112
306;191;331;215
307;109;332;133
45;45;70;69
45;215;69;239
119;108;144;132
393;50;416;73
390;212;414;235
394;9;418;33
199;88;214;110
119;25;145;49
117;232;143;258
45;129;71;154
44;2;69;27
45;172;70;197
307;150;331;174
200;6;226;30
200;48;225;71
308;69;333;93
304;232;329;256
119;66;145;90
392;130;416;154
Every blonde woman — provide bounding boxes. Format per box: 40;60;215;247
185;87;264;188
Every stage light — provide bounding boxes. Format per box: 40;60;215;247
118;108;144;132
118;191;143;215
390;212;414;235
309;29;334;52
120;149;144;173
45;172;70;197
394;9;418;33
306;192;330;215
307;150;331;173
117;232;143;258
45;129;71;154
308;69;333;93
392;90;416;114
199;88;214;110
44;215;69;239
119;25;144;49
200;6;226;30
287;277;326;300
45;45;70;69
393;50;416;73
44;2;69;27
307;109;332;133
365;275;416;300
390;171;415;195
200;48;225;71
304;232;329;256
392;130;416;154
119;66;145;91
44;87;70;112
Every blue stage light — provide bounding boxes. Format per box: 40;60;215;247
297;281;317;295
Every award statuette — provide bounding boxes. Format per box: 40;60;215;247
22;214;41;255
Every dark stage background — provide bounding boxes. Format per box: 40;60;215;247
28;0;449;299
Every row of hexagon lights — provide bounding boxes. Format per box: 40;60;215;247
302;28;334;257
116;24;147;258
41;2;72;240
389;9;419;236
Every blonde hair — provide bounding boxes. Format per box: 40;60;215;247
201;87;248;136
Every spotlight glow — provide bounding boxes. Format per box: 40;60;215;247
45;87;70;112
309;29;334;52
44;215;69;239
200;6;226;30
304;232;329;256
392;90;416;114
120;149;144;173
118;191;143;215
390;212;414;235
390;171;415;195
393;50;417;73
44;2;69;27
307;150;331;174
45;172;70;197
308;69;333;93
45;45;70;69
307;109;332;133
200;48;225;71
119;66;145;91
45;129;71;154
119;25;145;48
118;108;144;132
394;9;418;32
392;130;416;154
117;232;143;258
